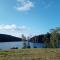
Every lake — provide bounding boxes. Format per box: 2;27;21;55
0;41;45;50
0;41;59;50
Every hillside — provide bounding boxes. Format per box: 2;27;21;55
30;35;44;43
30;33;50;43
0;34;22;42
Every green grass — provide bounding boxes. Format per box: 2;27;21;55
0;48;60;60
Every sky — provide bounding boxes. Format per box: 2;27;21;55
0;0;60;37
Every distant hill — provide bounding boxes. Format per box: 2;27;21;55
30;33;51;43
30;35;44;43
0;34;22;42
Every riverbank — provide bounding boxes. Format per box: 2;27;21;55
0;48;60;60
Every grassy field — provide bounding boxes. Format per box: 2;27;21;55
0;48;60;60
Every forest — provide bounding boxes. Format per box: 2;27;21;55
30;27;60;48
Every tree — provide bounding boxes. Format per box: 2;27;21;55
26;36;31;48
21;34;27;49
44;32;51;48
49;27;60;48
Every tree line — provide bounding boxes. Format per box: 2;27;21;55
22;27;60;48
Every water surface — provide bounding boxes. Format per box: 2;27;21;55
0;41;44;50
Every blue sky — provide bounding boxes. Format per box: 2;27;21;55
0;0;60;37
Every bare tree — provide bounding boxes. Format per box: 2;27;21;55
21;34;27;48
27;36;31;48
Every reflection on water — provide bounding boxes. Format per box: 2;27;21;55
0;41;44;50
0;41;23;50
0;41;59;50
30;42;44;48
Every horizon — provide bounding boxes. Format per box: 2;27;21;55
0;0;60;37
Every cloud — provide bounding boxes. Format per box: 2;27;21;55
0;24;27;31
40;0;54;9
0;24;16;30
0;24;28;37
15;0;34;12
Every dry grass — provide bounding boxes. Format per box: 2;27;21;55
0;48;60;60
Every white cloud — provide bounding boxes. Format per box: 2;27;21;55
0;24;16;30
0;24;27;31
15;0;34;12
0;24;28;37
39;0;54;9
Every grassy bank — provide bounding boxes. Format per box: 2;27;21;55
0;48;60;60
